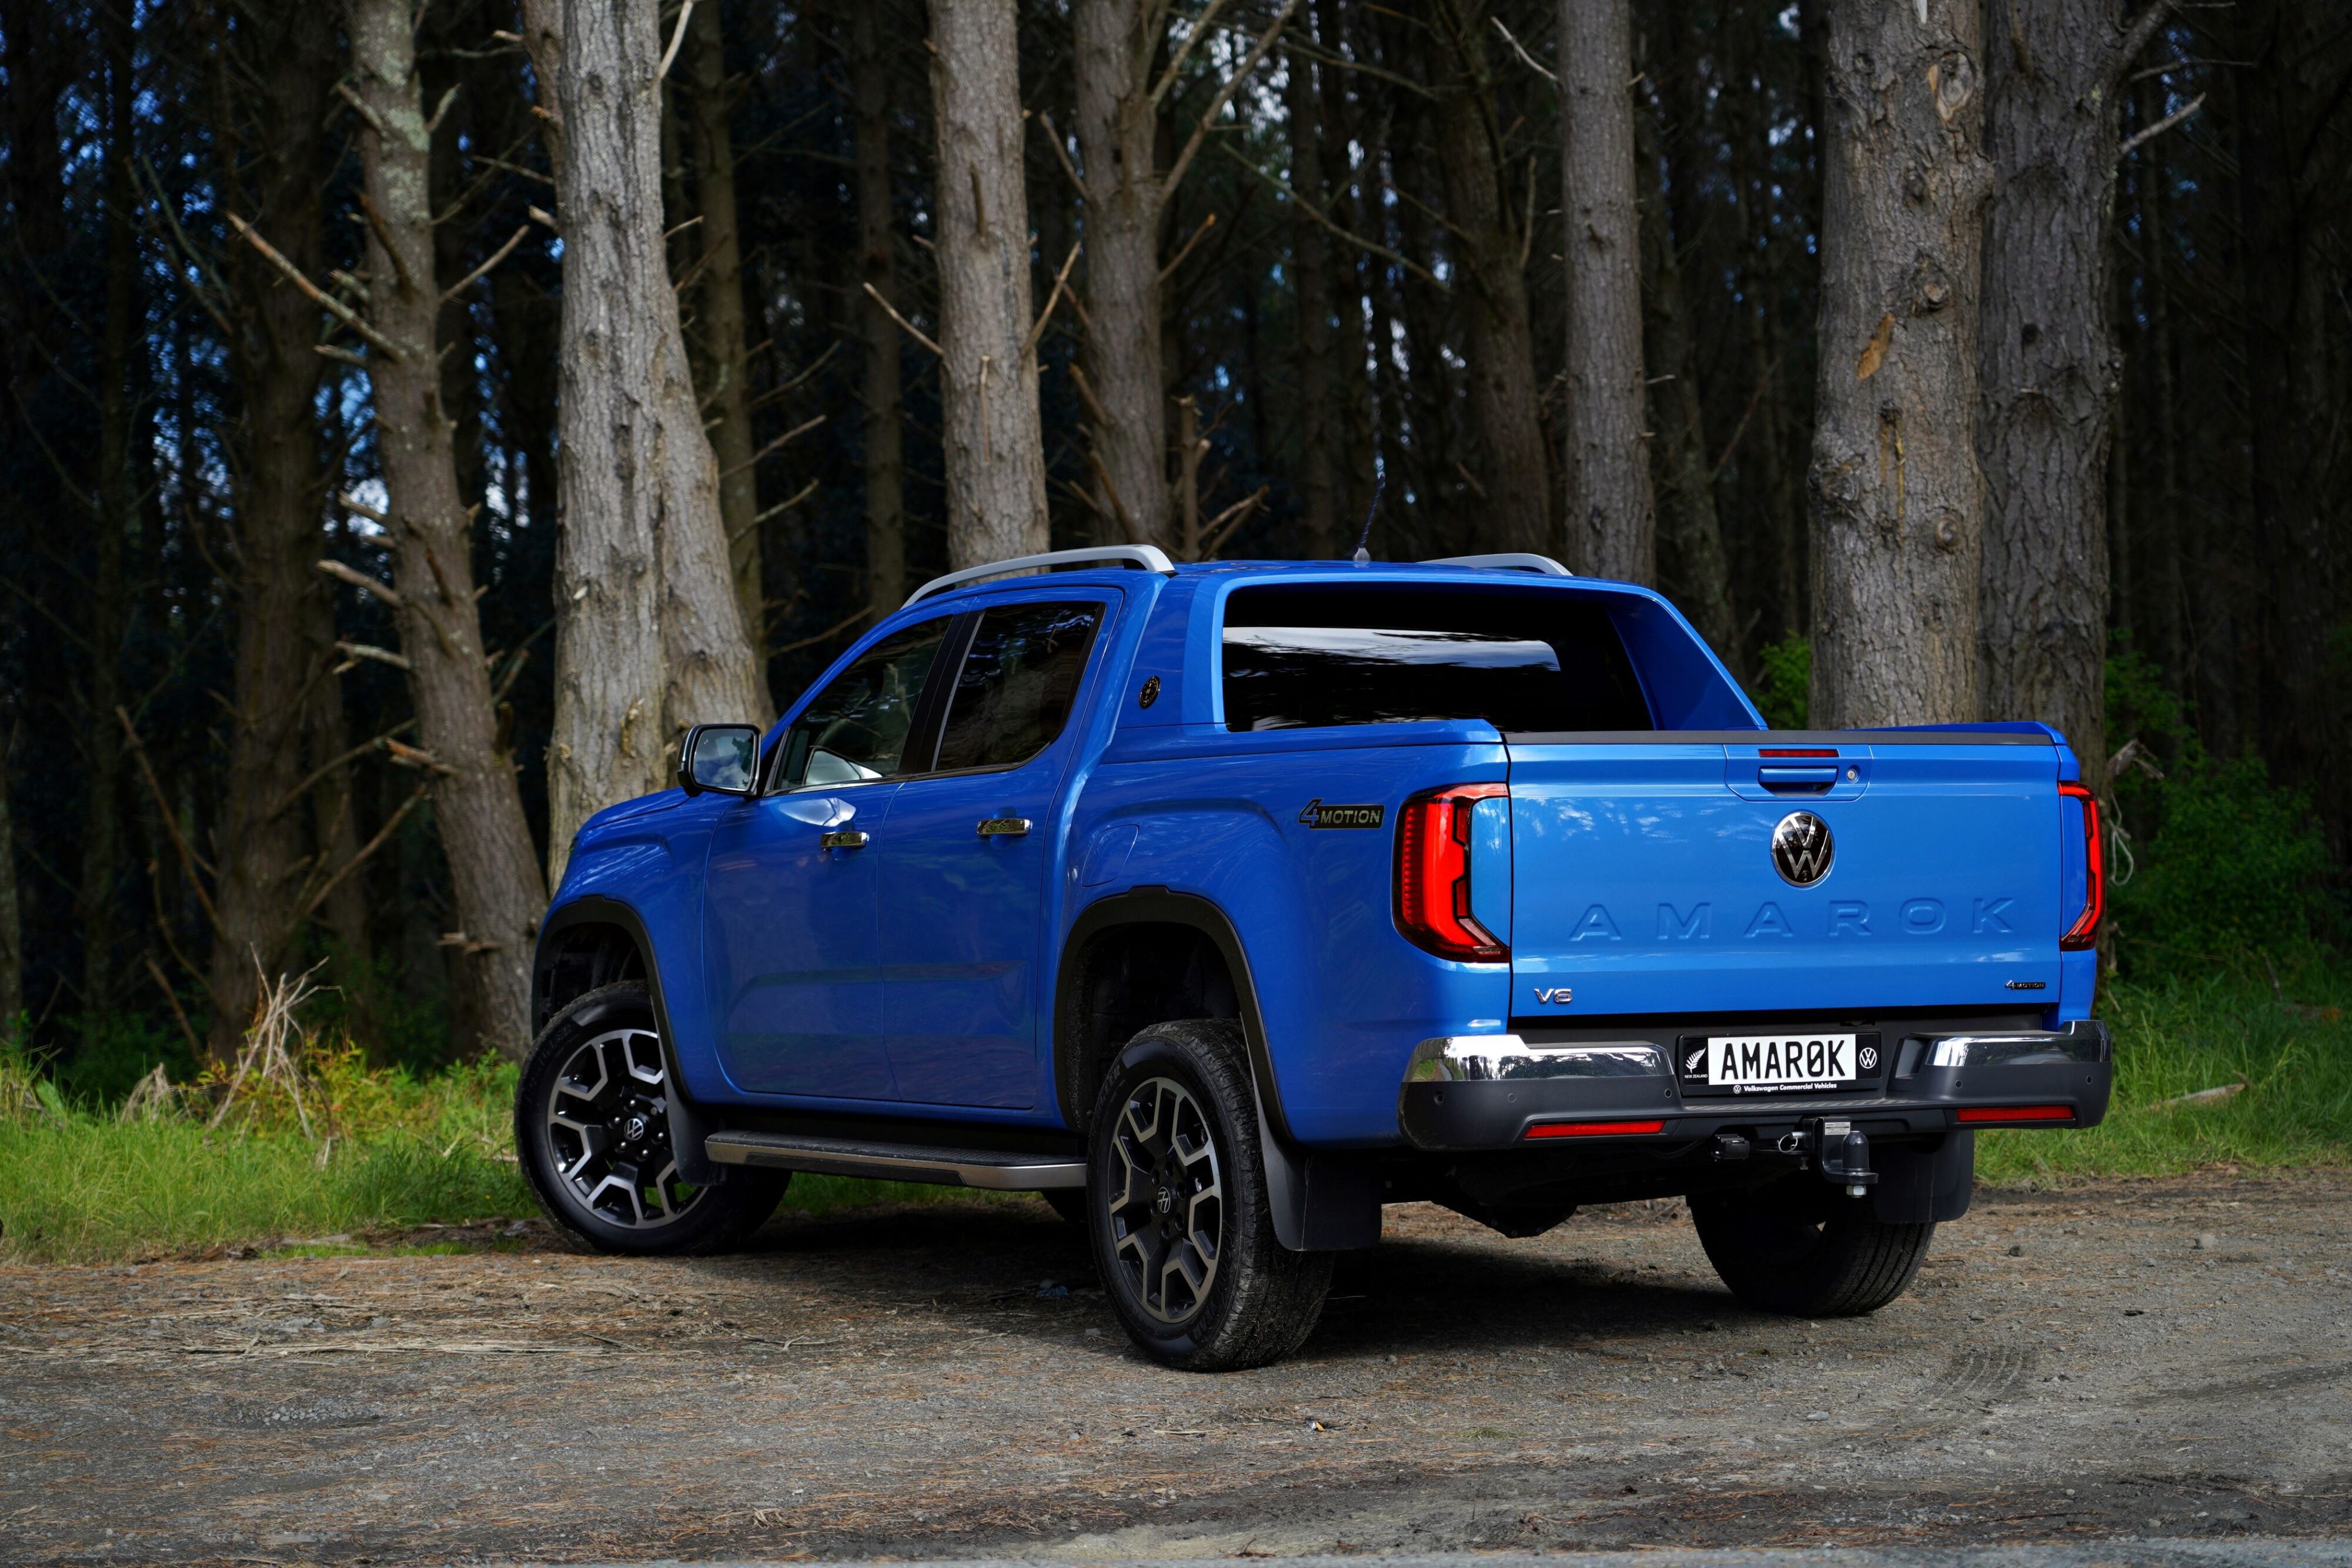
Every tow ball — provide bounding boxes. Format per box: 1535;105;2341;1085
1812;1119;1880;1198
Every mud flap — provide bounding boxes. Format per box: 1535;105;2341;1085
1257;1090;1382;1251
1872;1129;1974;1223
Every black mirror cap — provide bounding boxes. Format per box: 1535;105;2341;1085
678;723;763;797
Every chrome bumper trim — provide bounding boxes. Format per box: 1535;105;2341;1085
1405;1035;1670;1084
703;1131;1086;1190
1919;1020;2110;1070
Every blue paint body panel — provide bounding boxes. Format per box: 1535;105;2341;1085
541;560;2102;1149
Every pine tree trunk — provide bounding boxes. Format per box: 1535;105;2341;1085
546;0;768;887
0;734;20;1037
851;0;907;619
927;0;1051;569
1977;0;2136;780
1283;36;1339;560
1806;0;1991;729
1436;0;1550;558
1073;0;1172;551
209;0;340;1059
349;0;549;1060
680;0;771;700
83;5;135;1029
1635;83;1739;666
1558;0;1655;581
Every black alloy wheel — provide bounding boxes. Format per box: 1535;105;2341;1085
1104;1074;1225;1322
516;982;786;1255
1085;1019;1333;1371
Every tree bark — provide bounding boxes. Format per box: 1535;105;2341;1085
546;0;769;887
0;731;20;1036
1806;0;1991;729
1634;83;1739;666
927;0;1051;569
1283;35;1339;560
680;0;771;698
1434;0;1551;559
1558;0;1655;581
349;0;550;1059
83;1;136;1030
1976;0;2151;782
209;0;340;1059
1072;0;1173;551
851;0;907;618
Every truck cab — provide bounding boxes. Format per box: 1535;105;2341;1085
519;547;2111;1370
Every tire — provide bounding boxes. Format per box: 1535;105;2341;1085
516;982;787;1255
1084;1019;1333;1372
1690;1176;1934;1316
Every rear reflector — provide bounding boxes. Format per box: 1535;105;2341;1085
1955;1104;2075;1126
1759;747;1838;757
1524;1119;1668;1139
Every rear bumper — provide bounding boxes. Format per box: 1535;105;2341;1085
1396;1019;2112;1151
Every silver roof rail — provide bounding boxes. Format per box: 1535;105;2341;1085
903;544;1178;607
1418;552;1575;577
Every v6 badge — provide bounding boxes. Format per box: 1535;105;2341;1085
1531;987;1574;1005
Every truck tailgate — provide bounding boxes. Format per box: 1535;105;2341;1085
1505;735;2064;1017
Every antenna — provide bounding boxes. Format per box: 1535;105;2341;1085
1350;476;1385;566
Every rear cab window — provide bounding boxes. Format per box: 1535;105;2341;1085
1220;585;1653;733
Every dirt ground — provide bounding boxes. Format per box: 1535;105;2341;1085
4;1172;2350;1565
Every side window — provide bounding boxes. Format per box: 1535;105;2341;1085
932;601;1104;773
777;618;953;787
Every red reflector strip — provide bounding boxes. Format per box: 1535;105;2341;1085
1524;1119;1668;1140
1955;1104;2074;1125
1759;747;1838;757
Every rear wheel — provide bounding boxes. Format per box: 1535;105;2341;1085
516;982;787;1254
1690;1178;1933;1316
1085;1019;1332;1371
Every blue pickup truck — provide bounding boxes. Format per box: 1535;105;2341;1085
518;546;2112;1370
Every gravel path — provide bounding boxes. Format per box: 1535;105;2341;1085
3;1172;2348;1564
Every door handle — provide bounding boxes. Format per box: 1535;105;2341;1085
820;829;870;850
975;817;1031;838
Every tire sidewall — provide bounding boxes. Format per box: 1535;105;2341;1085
1085;1027;1253;1363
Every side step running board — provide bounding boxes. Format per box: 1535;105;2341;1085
703;1130;1085;1191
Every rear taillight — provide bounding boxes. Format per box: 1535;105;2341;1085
2059;781;2104;951
1395;783;1508;961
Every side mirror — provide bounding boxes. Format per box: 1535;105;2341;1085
678;723;762;797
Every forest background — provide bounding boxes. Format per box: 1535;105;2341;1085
0;0;2346;1148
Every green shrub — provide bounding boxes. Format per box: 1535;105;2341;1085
1750;634;1811;730
2109;752;2331;964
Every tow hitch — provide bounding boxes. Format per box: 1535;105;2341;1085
1723;1120;1880;1197
1813;1118;1879;1198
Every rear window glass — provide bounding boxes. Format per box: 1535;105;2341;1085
1220;586;1651;733
933;601;1103;771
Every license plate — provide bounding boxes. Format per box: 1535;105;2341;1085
1704;1032;1858;1092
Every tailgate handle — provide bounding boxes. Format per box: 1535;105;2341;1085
1758;765;1838;794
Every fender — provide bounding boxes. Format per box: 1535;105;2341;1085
1055;887;1380;1251
533;895;725;1186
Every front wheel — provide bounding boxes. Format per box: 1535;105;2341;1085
1690;1178;1933;1316
516;982;786;1255
1085;1019;1332;1371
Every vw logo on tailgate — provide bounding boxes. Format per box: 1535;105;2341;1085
1770;811;1834;887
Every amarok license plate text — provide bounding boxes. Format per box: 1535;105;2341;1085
1706;1032;1857;1092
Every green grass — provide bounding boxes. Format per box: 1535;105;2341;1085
5;965;2346;1262
1976;967;2352;1184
